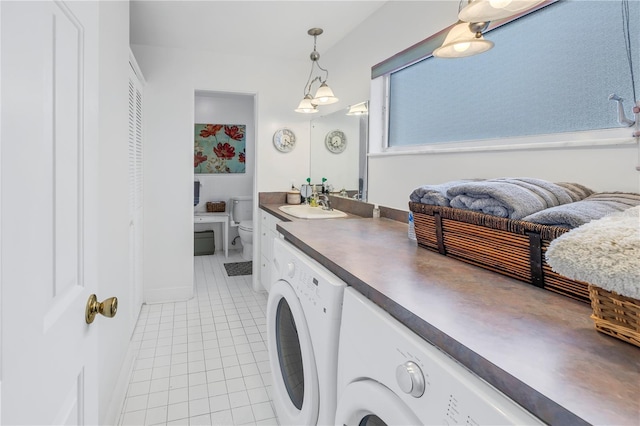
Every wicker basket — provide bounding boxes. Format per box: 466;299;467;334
409;202;591;303
589;285;640;348
206;201;226;212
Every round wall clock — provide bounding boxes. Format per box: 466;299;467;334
273;128;296;152
325;129;347;153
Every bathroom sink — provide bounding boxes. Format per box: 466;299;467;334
279;204;348;219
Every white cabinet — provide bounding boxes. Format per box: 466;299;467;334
260;210;281;292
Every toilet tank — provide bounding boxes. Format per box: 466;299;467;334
231;195;253;224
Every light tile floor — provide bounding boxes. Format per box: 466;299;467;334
119;251;279;426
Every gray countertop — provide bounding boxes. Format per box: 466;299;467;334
267;212;640;426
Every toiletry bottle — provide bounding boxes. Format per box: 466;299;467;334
408;212;417;242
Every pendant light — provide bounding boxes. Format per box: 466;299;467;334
294;28;339;113
459;0;546;22
346;102;368;116
435;0;545;59
295;94;319;114
433;21;493;58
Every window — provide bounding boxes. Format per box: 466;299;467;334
385;0;638;148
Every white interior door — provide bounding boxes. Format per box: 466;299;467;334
1;1;100;423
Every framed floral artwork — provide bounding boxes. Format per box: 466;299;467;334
194;124;246;174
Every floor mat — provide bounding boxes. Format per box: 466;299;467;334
224;261;252;277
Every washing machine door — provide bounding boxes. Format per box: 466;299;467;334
267;279;319;426
335;380;422;426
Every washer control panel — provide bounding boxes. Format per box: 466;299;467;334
272;238;346;320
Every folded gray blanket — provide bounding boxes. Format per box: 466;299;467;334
522;192;640;228
409;179;481;206
447;177;593;220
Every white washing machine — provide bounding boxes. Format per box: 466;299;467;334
267;238;346;425
336;287;545;426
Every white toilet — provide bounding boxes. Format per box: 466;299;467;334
230;195;253;260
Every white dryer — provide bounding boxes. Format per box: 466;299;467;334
336;287;544;426
267;238;346;425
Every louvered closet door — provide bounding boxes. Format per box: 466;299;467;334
128;62;144;327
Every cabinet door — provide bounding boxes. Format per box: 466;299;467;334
259;211;281;291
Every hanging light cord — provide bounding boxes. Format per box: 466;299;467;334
622;0;637;103
312;33;330;82
301;63;315;97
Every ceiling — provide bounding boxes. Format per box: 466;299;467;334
130;1;388;61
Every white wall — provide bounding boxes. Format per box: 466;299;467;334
132;44;313;302
194;92;255;249
97;1;137;424
367;146;639;210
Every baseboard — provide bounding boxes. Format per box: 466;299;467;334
102;341;137;426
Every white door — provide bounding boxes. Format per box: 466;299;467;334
1;1;101;424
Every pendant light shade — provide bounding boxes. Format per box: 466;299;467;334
294;94;319;114
459;0;546;22
312;83;339;105
433;22;494;58
346;102;368;116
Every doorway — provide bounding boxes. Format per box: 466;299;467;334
193;92;256;258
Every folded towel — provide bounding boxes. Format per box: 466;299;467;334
546;206;640;299
447;178;592;220
194;181;200;206
523;192;640;228
554;182;595;201
409;179;481;206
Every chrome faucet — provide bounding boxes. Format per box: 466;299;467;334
317;194;332;210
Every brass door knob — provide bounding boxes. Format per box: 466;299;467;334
85;294;118;324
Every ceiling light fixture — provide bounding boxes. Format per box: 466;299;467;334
295;28;338;114
433;21;493;58
346;102;368;116
459;0;546;22
434;0;545;59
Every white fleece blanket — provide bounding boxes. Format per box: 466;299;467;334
546;206;640;299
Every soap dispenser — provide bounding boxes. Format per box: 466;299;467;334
287;184;302;204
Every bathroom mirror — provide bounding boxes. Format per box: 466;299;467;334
310;101;368;201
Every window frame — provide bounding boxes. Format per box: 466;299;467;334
370;0;639;157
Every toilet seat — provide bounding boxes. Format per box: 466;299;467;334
239;221;253;232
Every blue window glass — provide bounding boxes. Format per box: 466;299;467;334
388;0;639;147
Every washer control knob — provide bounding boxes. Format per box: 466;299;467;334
286;262;295;278
396;361;425;397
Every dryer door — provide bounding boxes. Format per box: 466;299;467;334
267;279;320;425
335;380;422;426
